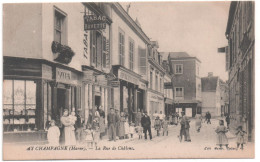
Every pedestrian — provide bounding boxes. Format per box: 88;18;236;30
68;110;77;131
178;111;191;142
92;116;100;147
84;124;94;148
135;109;142;126
141;111;152;140
225;114;230;129
137;125;143;139
154;116;161;136
47;120;60;145
107;108;117;142
118;112;126;139
236;126;247;150
162;119;169;136
215;120;229;149
129;122;135;138
75;111;84;144
124;117;130;139
206;111;211;124
169;113;173;125
195;113;202;132
99;113;106;140
115;109;120;138
60;109;76;146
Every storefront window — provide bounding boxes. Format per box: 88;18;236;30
3;80;36;132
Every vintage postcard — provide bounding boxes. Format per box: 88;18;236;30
2;1;255;160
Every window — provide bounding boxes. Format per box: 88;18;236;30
139;46;146;75
175;64;183;74
129;39;134;70
90;31;97;66
119;31;125;66
54;9;66;44
90;31;103;68
155;74;158;91
175;87;184;98
150;71;153;89
3;80;36;132
102;37;107;68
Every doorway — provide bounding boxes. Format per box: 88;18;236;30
57;88;66;118
95;95;101;110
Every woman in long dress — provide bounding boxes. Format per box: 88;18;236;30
60;109;76;145
118;112;125;139
195;113;202;132
99;115;105;140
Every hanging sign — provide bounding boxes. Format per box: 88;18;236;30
84;15;106;30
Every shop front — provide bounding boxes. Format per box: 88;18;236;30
164;98;174;118
174;101;201;117
3;57;82;143
147;90;164;121
82;69;111;125
112;65;146;123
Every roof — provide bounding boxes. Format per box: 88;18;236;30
168;52;190;58
167;52;201;63
201;76;219;92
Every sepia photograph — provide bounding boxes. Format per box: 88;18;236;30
2;0;255;160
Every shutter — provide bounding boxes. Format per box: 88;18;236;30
225;46;230;71
139;47;146;75
106;39;110;68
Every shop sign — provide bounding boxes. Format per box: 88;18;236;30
118;70;139;85
56;68;73;84
110;81;120;87
84;15;106;30
42;64;52;80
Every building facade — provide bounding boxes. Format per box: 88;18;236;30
225;1;255;142
162;60;174;118
168;52;202;117
147;41;165;118
201;73;224;117
108;3;150;123
3;3;113;143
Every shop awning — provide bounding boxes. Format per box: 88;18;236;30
165;98;174;105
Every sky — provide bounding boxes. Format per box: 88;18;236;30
121;1;230;81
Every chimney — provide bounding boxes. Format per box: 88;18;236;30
208;72;213;77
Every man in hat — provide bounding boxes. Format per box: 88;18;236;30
141;111;152;140
178;111;191;142
107;108;117;141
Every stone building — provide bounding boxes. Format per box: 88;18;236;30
224;1;255;142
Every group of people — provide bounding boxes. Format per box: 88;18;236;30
107;108;151;141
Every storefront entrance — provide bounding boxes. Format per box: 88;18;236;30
57;88;66;117
95;95;101;108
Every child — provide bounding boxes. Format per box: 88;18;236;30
137;125;143;139
154;116;161;136
69;111;77;130
129;122;135;138
124;117;130;139
84;125;94;148
47;120;60;145
215;120;229;149
92;117;100;148
236;126;247;150
162;119;169;136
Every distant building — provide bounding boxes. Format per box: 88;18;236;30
225;1;255;142
162;60;174;118
168;52;202;117
201;73;227;117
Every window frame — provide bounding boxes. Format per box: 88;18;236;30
119;29;125;66
129;38;134;71
174;87;184;99
175;64;183;74
53;6;67;45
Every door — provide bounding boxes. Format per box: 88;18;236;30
176;108;182;116
57;88;66;117
185;108;193;117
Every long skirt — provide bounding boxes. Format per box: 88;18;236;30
216;132;228;145
64;126;76;146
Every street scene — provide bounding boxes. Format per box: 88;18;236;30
2;1;255;160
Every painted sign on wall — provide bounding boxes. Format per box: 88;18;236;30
84;15;106;30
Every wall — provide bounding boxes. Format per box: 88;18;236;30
202;92;216;116
3;4;42;58
41;3;86;71
170;59;196;100
110;7;147;76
